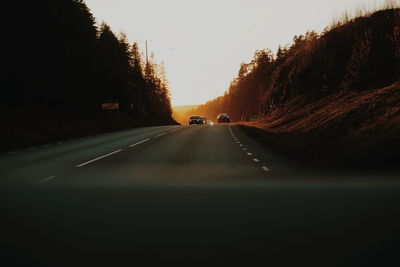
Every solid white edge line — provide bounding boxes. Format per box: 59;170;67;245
39;176;56;183
262;166;270;171
76;149;123;167
130;138;151;147
253;158;260;163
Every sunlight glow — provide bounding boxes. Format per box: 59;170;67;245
84;0;392;106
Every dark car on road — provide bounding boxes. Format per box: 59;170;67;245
217;113;230;123
189;115;206;125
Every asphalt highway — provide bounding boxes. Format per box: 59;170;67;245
1;124;400;265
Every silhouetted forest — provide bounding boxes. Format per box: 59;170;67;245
4;0;175;150
190;8;400;126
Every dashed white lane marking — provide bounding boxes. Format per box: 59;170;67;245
28;147;36;150
76;149;123;167
169;127;185;133
43;144;50;148
155;132;167;138
57;142;63;145
228;125;235;136
229;125;271;172
39;176;56;183
130;138;151;147
262;166;270;171
10;151;18;154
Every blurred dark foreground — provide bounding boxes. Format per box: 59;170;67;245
2;178;400;266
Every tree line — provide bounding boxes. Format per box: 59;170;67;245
189;8;400;123
4;0;175;149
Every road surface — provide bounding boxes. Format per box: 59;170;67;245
0;124;293;186
1;124;400;265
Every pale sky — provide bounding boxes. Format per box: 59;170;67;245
84;0;392;106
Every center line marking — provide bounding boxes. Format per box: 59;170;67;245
253;158;260;163
169;127;184;133
40;176;56;183
262;166;270;171
130;138;151;147
228;125;235;138
155;132;167;138
76;149;123;167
